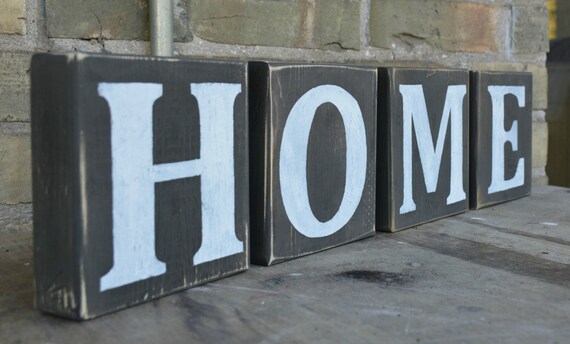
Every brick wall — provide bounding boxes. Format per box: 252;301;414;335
0;0;549;204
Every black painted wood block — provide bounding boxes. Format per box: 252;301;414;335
470;72;532;209
249;63;377;266
31;53;249;319
377;68;469;232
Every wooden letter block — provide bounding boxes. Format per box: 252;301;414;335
31;53;249;319
470;72;532;209
377;68;469;232
249;63;377;265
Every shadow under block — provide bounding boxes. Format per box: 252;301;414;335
470;72;532;209
249;63;377;266
377;68;469;232
31;53;249;319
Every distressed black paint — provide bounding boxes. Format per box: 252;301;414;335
249;63;377;265
470;72;532;209
377;68;469;232
32;53;249;320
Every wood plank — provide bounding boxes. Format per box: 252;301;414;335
1;186;570;343
377;68;469;232
425;217;570;264
249;63;377;265
31;53;249;319
470;71;532;209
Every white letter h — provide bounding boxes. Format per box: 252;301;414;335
98;82;243;291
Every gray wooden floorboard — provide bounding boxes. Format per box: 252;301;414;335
1;186;569;343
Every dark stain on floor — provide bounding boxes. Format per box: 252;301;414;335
457;305;484;313
262;276;286;287
333;270;412;286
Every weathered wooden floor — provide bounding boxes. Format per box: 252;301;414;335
1;185;570;343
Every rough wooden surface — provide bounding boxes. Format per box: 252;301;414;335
377;68;469;232
470;71;532;209
1;185;570;343
249;63;377;265
30;53;249;319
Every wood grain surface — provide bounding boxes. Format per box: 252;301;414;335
249;63;377;265
377;68;469;232
470;71;532;209
31;53;249;319
1;186;569;343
